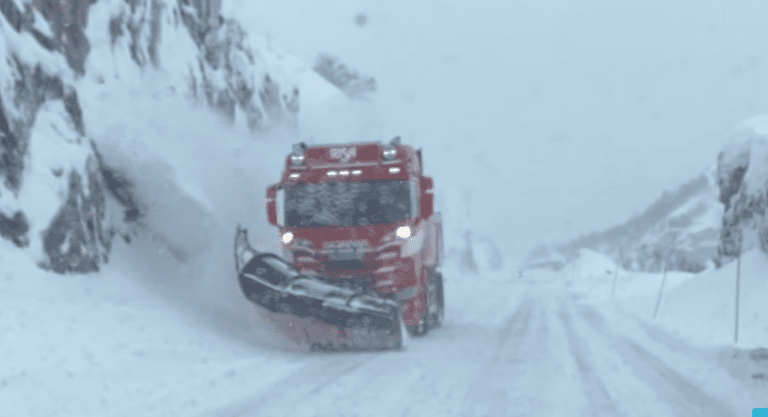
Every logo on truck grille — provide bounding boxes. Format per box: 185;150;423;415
329;147;357;163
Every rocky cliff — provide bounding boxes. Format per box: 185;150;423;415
717;115;768;263
0;0;301;273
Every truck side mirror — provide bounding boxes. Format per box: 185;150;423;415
419;176;434;219
266;184;278;226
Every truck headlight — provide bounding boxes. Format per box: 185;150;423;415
282;232;294;244
396;226;411;238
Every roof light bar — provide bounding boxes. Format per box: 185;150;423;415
339;170;350;176
352;170;362;175
383;147;397;160
327;170;338;176
290;142;307;167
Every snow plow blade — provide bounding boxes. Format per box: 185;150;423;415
235;225;406;350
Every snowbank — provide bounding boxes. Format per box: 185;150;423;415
0;236;304;417
659;249;768;348
562;248;768;349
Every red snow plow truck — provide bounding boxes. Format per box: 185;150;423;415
235;137;444;350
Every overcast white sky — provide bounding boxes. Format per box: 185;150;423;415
230;0;768;262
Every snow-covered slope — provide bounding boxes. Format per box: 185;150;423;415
555;247;768;348
717;115;768;262
526;113;768;274
0;0;301;273
0;2;110;272
0;235;305;417
525;168;723;273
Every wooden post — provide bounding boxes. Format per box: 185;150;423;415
653;259;668;320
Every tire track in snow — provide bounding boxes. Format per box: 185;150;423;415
558;303;621;417
197;354;377;417
571;301;735;417
493;296;536;359
460;294;557;417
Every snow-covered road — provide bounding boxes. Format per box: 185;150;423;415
3;253;764;417
193;275;756;417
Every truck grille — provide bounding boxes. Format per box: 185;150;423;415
326;260;365;271
322;240;370;261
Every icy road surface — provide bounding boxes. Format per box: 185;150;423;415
2;254;762;417
201;277;752;417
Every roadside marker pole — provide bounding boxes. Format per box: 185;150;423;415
612;246;623;297
653;259;667;320
735;249;741;345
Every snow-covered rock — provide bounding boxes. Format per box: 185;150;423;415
0;0;304;273
91;0;300;129
716;115;768;262
0;3;110;273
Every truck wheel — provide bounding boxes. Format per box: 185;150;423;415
409;317;429;336
407;290;430;337
426;271;443;329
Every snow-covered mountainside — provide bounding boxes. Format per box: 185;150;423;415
526;115;768;274
716;115;768;263
0;0;299;273
525;167;723;273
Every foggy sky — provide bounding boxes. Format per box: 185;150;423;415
233;0;768;262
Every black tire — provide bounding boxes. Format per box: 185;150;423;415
408;317;429;336
436;272;445;322
425;271;444;329
408;282;431;337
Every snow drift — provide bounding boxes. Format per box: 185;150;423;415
560;246;768;349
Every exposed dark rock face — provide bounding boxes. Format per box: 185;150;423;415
42;157;110;273
176;0;299;128
1;1;122;273
1;0;301;275
29;0;93;74
90;141;144;223
103;0;299;130
0;0;24;32
0;211;30;247
3;58;65;191
63;88;85;136
0;94;22;191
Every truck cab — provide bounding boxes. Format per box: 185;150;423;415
266;137;444;334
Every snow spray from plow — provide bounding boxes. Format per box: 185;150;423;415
235;225;407;351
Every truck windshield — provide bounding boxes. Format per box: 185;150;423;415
285;180;412;227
